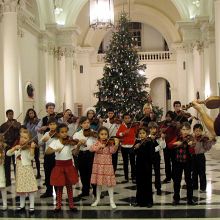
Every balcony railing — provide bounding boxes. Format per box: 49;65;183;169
96;51;176;63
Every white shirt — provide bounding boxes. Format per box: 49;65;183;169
103;118;120;137
73;129;96;151
49;139;74;160
6;149;34;166
39;131;55;151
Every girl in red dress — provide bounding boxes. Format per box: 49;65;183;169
46;123;79;212
90;126;119;209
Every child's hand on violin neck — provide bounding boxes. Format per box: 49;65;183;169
173;141;182;146
14;145;21;150
78;139;86;145
134;143;141;149
31;142;36;149
114;138;119;146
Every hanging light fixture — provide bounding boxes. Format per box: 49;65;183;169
54;0;63;15
89;0;114;29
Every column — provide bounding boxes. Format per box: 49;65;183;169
64;46;74;110
193;42;204;100
1;0;21;116
215;0;220;92
57;51;66;108
46;43;56;103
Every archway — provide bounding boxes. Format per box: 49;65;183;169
150;77;171;119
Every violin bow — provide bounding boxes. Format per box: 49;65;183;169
3;112;22;136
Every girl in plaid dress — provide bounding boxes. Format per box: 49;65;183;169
6;131;38;214
90;126;119;209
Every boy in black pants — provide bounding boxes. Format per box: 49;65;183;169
39;118;58;198
172;122;196;205
192;124;215;192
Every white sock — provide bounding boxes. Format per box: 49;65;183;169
91;185;102;206
108;187;116;208
20;195;26;208
29;192;35;209
1;188;7;208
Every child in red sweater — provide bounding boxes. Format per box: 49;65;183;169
116;113;138;183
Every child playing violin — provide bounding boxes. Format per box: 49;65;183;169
46;123;79;212
39;117;58;198
90;126;119;209
172;122;196;206
160;111;179;184
192;124;216;192
116;113;138;183
0;134;7;211
73;116;97;197
133;127;155;207
6;131;37;214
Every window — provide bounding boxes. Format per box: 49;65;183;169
128;22;142;49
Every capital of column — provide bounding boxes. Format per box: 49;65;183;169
0;0;20;13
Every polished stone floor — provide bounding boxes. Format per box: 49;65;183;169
1;149;220;219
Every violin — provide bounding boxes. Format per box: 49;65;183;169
49;130;57;138
126;121;140;128
183;96;220;110
61;136;79;146
89;117;100;126
148;133;161;140
105;117;122;125
20;142;32;150
181;134;194;144
83;129;98;138
101;137;117;147
195;135;210;142
68;114;78;124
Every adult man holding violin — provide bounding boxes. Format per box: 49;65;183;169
36;102;62;134
0;109;21;186
173;101;189;124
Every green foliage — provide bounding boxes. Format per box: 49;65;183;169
94;12;148;117
152;105;163;121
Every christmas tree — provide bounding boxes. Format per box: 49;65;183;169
95;12;148;117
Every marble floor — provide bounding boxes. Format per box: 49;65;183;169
1;150;220;220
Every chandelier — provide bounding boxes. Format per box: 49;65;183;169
89;0;114;29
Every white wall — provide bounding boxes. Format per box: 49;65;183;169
141;24;165;51
101;23;165;52
19;29;40;119
150;78;167;118
0;22;5;122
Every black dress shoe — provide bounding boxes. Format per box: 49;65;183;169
54;208;61;213
16;207;25;212
29;208;35;214
78;193;89;198
36;174;41;179
172;200;180;206
146;203;153;208
70;207;78;212
187;200;197;205
40;192;53;198
162;178;171;184
121;179;129;184
132;202;139;207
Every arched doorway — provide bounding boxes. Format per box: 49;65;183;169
150;77;171;119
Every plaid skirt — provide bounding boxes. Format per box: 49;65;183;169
50;160;78;186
